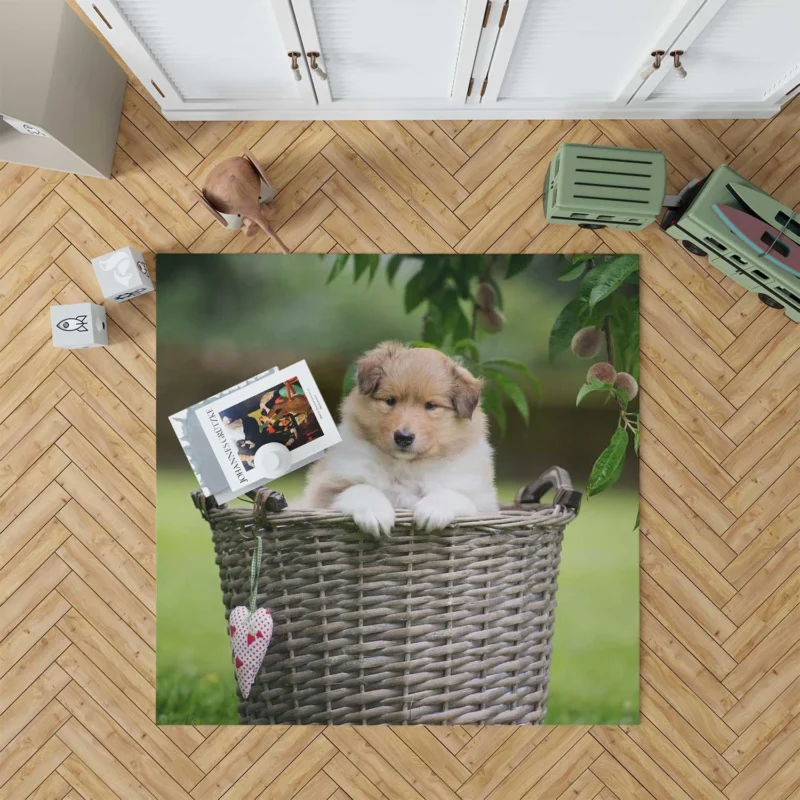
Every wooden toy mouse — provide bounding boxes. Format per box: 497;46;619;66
197;148;290;253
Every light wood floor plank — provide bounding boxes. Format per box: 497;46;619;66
0;695;71;786
0;228;68;315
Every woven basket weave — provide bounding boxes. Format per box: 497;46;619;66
194;466;581;725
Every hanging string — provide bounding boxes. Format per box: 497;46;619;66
761;210;797;260
248;534;263;617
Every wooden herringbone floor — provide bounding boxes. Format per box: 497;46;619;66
3;52;800;799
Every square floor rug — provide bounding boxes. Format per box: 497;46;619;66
155;253;639;725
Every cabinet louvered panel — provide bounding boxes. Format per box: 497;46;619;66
113;0;297;100
498;0;686;101
651;0;800;101
308;0;469;100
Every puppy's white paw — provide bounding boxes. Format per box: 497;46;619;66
413;490;477;532
333;484;395;538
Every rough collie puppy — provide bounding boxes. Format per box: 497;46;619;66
303;342;498;537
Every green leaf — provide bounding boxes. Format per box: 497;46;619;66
326;254;351;284
583;295;613;329
482;359;541;399
548;296;583;362
633;509;640;530
633;419;640;456
341;360;357;396
438;288;471;345
586;427;628;497
558;262;588;281
625;295;640;380
404;263;445;313
588;255;639;307
576;378;629;408
572;254;595;265
421;307;446;347
507;255;533;279
406;340;439;349
451;256;479;298
481;384;507;436
353;254;375;283
386;255;404;285
577;378;611;406
577;265;604;304
484;369;530;425
367;256;381;285
608;292;639;377
453;338;480;362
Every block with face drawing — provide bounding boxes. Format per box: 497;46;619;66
50;302;107;349
91;246;154;302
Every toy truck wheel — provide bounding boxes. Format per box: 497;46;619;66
758;293;784;310
682;240;707;257
578;223;607;229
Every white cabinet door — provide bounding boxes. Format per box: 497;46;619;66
480;0;705;110
77;0;316;112
633;0;800;108
289;0;486;108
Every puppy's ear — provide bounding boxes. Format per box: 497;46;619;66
451;365;483;419
355;341;404;395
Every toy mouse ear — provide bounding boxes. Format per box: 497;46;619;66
196;190;229;228
243;148;273;192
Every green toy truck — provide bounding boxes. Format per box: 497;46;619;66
660;165;800;322
544;142;800;322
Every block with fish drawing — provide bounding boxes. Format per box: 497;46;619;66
91;246;154;302
50;303;107;349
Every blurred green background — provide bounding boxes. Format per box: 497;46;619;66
156;254;639;725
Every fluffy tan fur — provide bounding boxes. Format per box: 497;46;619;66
346;341;486;461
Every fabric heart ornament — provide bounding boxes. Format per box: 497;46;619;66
229;606;272;698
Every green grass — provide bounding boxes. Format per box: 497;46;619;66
157;470;638;725
545;493;640;724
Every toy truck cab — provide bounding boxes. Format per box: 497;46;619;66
660;164;800;322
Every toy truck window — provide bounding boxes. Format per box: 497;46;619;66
704;236;727;251
760;233;791;259
777;287;800;305
776;212;800;239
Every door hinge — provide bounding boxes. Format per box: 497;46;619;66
499;1;509;27
482;0;491;27
467;77;474;97
480;77;488;97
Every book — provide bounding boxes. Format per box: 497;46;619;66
169;360;341;503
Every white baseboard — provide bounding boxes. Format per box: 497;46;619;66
163;103;779;122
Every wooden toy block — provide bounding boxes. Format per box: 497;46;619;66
50;302;107;349
91;246;154;302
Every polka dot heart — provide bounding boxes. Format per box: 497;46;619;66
229;606;273;698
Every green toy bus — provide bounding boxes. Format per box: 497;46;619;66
660;165;800;322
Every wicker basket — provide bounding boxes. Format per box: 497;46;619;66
193;467;581;725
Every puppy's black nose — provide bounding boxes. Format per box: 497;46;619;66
393;430;415;448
